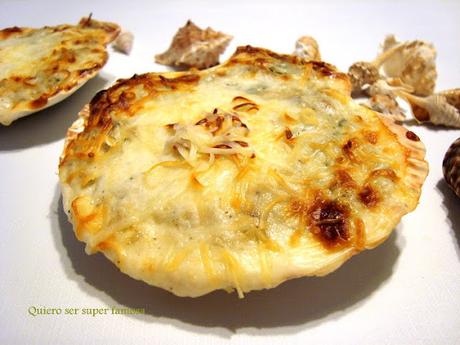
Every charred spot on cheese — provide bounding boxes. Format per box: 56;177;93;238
364;131;378;144
310;200;350;248
285;128;293;140
335;169;357;189
358;185;379;208
310;61;336;77
159;74;200;87
342;138;359;161
0;26;23;39
2;26;22;34
369;168;398;182
30;96;48;109
406;130;420;142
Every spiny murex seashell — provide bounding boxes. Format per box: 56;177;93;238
399;88;460;128
155;20;232;70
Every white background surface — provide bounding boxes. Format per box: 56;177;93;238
1;0;459;344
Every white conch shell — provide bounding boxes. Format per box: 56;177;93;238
113;31;134;55
293;36;321;61
381;35;437;96
400;89;460;128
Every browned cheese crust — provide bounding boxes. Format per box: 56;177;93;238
59;46;428;297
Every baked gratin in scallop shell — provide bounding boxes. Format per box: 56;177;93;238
0;17;120;125
59;46;428;298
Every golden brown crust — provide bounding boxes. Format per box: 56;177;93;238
78;16;120;44
61;46;350;163
0;26;32;40
60;72;204;166
230;46;350;87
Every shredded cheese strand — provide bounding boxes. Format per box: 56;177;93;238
269;169;297;195
144;160;188;175
222;249;244;298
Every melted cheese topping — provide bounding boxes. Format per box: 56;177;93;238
0;18;119;125
59;47;427;297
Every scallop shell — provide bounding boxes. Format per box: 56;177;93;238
443;137;460;198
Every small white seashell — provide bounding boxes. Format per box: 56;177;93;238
113;31;134;55
293;36;321;61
